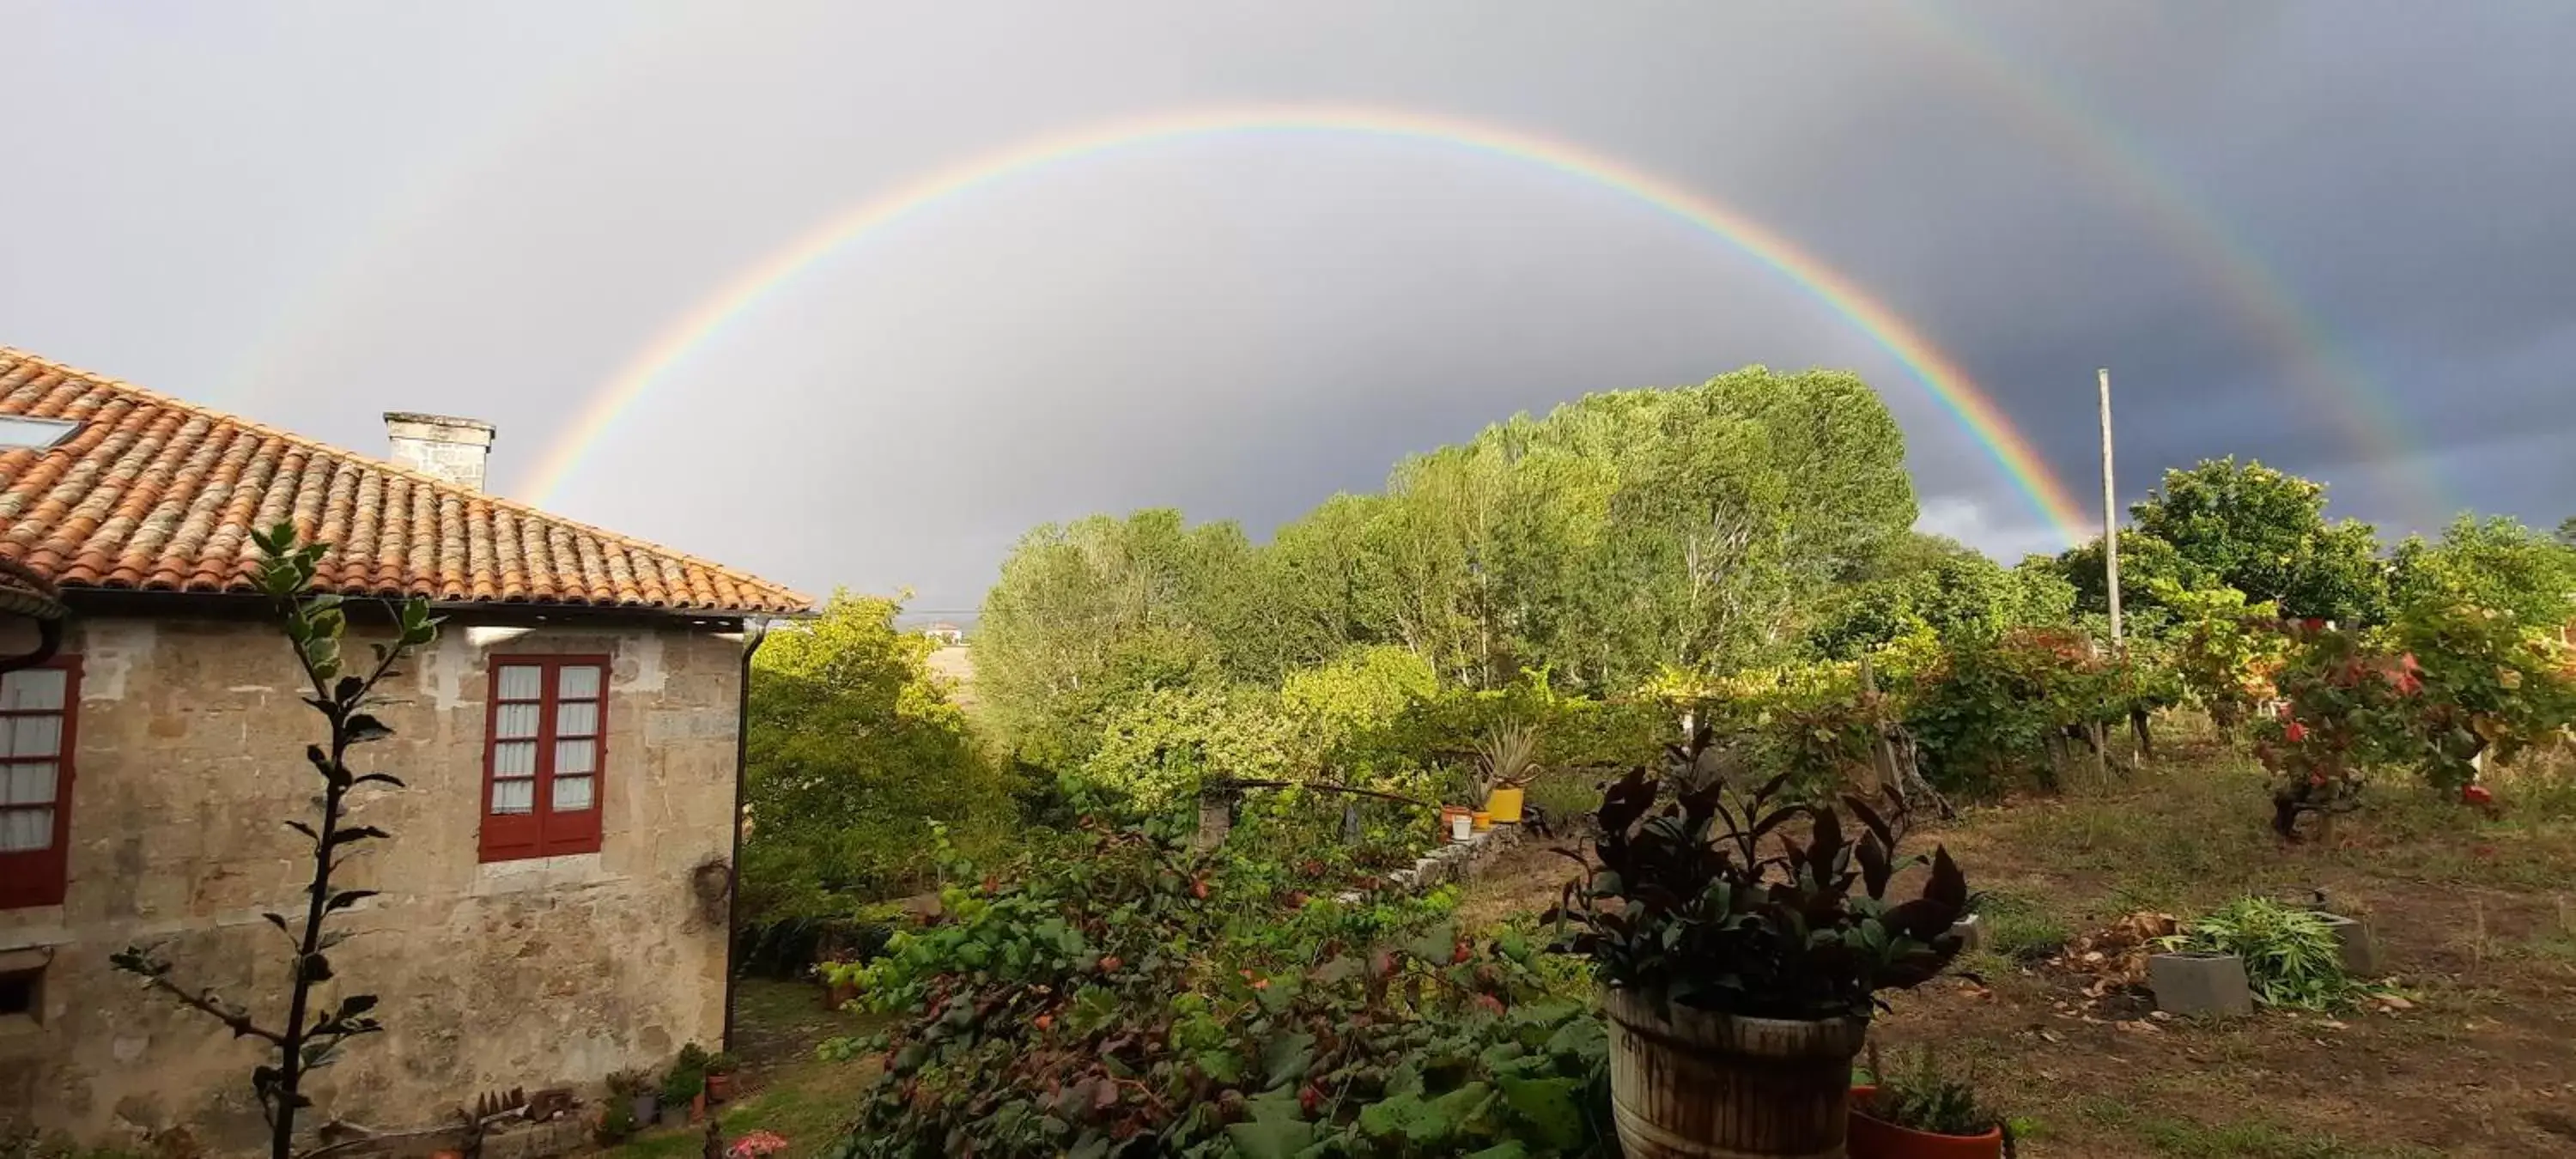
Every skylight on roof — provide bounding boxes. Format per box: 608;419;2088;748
0;416;80;450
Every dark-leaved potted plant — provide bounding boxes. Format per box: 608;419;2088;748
1552;725;1971;1159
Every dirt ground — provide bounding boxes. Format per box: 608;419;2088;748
1459;725;2576;1158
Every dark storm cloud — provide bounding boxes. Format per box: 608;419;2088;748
5;1;2571;611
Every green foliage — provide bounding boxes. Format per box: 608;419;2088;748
2052;528;2199;629
2159;897;2363;1010
743;591;1014;921
1279;645;1441;781
1970;893;2071;962
974;510;1254;768
660;1056;706;1105
975;368;1919;787
2388;515;2576;629
2154;579;2290;735
1906;626;2157;792
828;822;1613;1157
2259;592;2576;833
1858;1047;2000;1137
2125;456;2387;623
1696;654;1905;796
1552;728;1969;1019
1808;534;2072;658
595;1098;641;1145
1075;683;1307;810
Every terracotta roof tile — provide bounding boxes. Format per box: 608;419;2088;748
0;346;811;616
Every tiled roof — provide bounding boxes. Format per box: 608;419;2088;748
0;347;811;616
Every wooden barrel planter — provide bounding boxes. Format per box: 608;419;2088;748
1603;986;1870;1158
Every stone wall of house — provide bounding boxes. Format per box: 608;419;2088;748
0;612;745;1151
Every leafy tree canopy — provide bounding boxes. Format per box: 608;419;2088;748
743;591;1013;919
2388;514;2576;628
2122;456;2387;622
977;367;1920;776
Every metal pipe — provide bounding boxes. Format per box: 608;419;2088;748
720;616;772;1052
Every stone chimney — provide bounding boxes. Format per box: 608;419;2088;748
383;412;496;491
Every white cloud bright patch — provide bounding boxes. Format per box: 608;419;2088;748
1914;495;2079;562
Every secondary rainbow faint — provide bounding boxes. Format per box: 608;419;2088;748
1898;1;2446;526
518;106;2093;542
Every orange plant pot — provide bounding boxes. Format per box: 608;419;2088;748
1847;1087;2005;1159
707;1073;732;1103
1471;810;1494;831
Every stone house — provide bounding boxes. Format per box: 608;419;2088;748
0;348;811;1148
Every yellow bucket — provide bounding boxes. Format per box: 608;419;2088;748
1485;786;1525;824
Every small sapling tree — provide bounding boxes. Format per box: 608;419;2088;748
111;523;440;1159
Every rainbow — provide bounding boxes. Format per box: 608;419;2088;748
519;106;2093;539
1898;3;2449;525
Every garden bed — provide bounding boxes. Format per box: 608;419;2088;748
1459;725;2576;1156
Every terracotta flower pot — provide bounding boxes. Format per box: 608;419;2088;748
707;1073;732;1103
1602;986;1868;1158
689;1092;708;1123
1848;1087;2005;1159
1437;805;1473;842
1471;810;1494;832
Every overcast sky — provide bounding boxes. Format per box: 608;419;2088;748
7;2;2573;615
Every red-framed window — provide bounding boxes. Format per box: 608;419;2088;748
479;655;607;862
1;658;78;909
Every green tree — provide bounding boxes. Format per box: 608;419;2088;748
979;367;1917;774
743;591;1012;919
2388;515;2576;628
1280;645;1441;780
2125;457;2386;622
2557;515;2576;547
974;511;1246;767
1073;683;1307;809
2051;529;2201;627
1807;535;2073;658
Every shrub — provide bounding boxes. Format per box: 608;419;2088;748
1971;894;2070;962
826;819;1617;1157
2155;580;2290;737
2258;596;2576;835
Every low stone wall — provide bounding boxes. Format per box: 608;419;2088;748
1334;820;1555;902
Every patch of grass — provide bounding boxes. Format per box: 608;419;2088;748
2522;931;2576;962
606;980;886;1159
2132;1113;2439;1158
2073;1095;2136;1127
1970;891;2069;961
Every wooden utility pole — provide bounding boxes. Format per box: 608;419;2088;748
2099;367;2122;645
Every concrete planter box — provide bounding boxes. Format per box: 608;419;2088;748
2148;951;2254;1017
2317;913;2384;975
